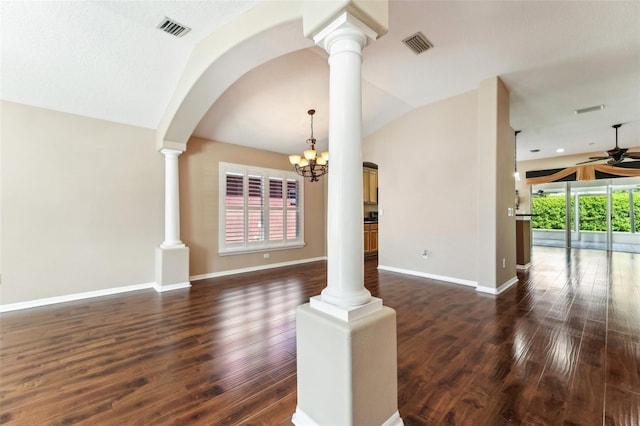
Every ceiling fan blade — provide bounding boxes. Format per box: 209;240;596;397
576;158;607;165
624;152;640;159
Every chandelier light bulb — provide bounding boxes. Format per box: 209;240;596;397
304;149;317;161
289;154;301;165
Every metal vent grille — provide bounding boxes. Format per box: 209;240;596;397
402;32;433;54
157;17;191;38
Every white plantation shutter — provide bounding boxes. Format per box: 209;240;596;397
224;174;244;244
269;178;284;241
247;175;264;243
286;179;300;239
219;163;304;254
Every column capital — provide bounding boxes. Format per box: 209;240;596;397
313;12;378;54
160;148;184;158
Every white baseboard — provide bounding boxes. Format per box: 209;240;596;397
516;262;532;271
477;276;519;295
153;282;191;292
377;265;520;296
292;408;402;426
190;256;327;281
0;282;155;313
377;264;477;288
383;411;404;426
291;408;318;426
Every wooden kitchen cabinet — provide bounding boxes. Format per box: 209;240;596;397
370;224;378;252
363;168;378;204
364;223;378;254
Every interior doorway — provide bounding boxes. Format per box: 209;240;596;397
363;161;379;263
531;177;640;253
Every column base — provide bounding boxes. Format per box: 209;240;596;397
154;246;191;292
294;303;403;426
310;295;382;321
293;408;403;426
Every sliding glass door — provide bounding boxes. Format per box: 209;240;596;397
531;177;640;253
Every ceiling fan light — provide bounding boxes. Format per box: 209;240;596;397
304;149;317;161
289;154;301;165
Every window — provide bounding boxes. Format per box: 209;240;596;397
219;162;304;254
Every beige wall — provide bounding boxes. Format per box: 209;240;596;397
476;77;516;290
364;79;517;290
363;91;480;284
1;101;163;305
180;137;326;277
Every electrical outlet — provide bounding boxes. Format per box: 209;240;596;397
422;250;428;259
502;258;506;268
263;253;270;259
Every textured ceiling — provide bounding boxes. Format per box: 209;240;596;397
2;1;639;162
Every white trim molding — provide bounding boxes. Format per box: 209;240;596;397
477;276;519;295
190;257;327;281
383;411;404;426
516;262;532;271
0;282;155;313
292;407;403;426
153;282;191;293
377;265;520;297
377;265;477;288
291;408;318;426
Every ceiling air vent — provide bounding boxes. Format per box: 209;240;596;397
402;32;433;55
157;17;191;38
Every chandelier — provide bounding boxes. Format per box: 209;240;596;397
288;109;329;182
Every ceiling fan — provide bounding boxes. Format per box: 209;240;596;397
577;124;640;165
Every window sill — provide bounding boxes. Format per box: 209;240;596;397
219;242;306;256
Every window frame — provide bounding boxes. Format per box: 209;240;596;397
219;162;305;255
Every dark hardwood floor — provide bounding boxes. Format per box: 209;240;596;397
1;246;638;425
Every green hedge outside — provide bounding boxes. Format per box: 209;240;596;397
532;189;639;232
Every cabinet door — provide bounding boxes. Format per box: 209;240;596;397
370;224;378;253
368;170;378;204
363;227;371;253
363;169;370;203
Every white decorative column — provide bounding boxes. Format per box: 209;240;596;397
317;13;373;311
155;148;190;292
160;149;185;248
293;11;402;426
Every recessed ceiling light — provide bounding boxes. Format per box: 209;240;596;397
556;148;565;153
574;104;604;115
